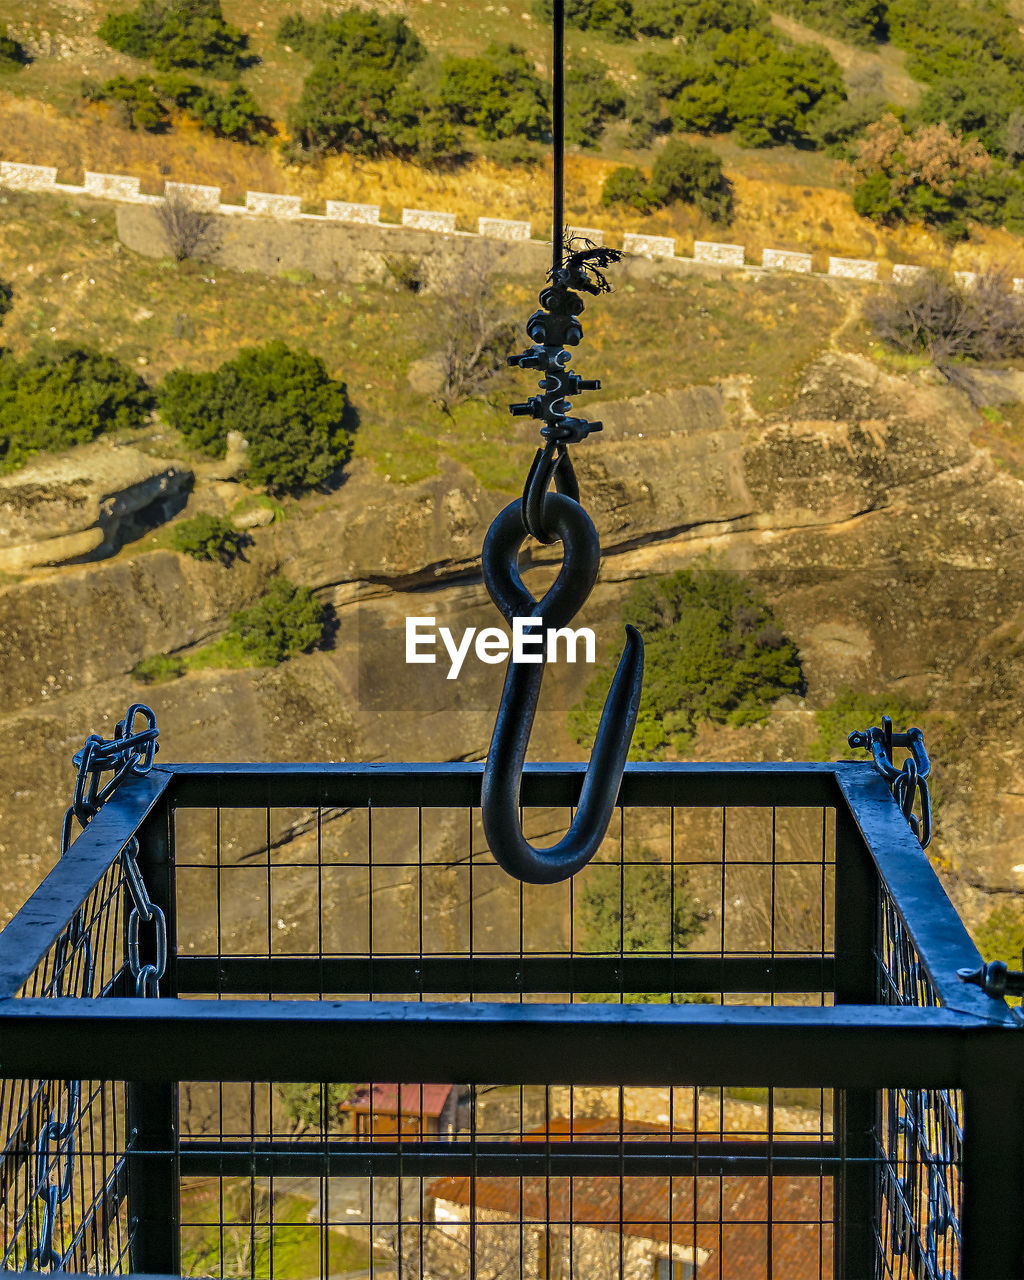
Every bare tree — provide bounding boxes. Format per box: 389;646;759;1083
156;193;221;263
432;253;518;412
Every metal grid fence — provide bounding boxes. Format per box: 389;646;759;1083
0;762;1018;1280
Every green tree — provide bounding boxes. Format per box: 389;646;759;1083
169;513;246;564
159;342;354;494
651;137;731;220
0;345;154;474
575;845;708;1002
99;0;250;77
85;76;169;131
279;1083;356;1131
571;564;803;758
226;577;324;664
565;56;625;149
439;43;548;141
601;165;660;212
277;9;424;72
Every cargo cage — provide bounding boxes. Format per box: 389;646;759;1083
0;760;1020;1279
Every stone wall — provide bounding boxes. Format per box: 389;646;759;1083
2;157;1018;289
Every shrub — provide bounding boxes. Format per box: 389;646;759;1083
809;688;926;761
571;563;803;758
601;165;660;213
639;29;845;149
0;27;28;71
156;193;221;261
864;267;1024;370
132;653;186;684
439;43;548;142
98;0;251;77
651;137;731;220
277;9;424;72
87;75;169;131
565;56;625;149
848;113;994;235
0;281;12;323
169;513;246;563
158;342;354;493
0;345;154;474
225;577;324;665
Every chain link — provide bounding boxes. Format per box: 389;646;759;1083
22;705;160;1270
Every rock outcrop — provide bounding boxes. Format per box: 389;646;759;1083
2;353;1023;929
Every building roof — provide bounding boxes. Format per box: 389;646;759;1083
341;1082;455;1117
428;1118;833;1280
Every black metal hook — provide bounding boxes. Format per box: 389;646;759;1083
480;492;644;884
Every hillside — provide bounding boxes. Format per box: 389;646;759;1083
1;0;1024;270
2;187;1024;969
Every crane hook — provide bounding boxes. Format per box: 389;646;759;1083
480;492;644;884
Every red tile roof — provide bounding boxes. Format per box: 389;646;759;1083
428;1118;833;1280
341;1082;454;1117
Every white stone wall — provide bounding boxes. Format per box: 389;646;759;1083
246;191;302;217
828;256;879;281
478;216;530;241
0;162;58;191
622;232;675;260
892;264;927;285
325;200;381;225
566;225;605;246
403;208;457;233
84;172;142;200
164;181;220;211
954;270;978;290
694;240;745;267
762;247;812;273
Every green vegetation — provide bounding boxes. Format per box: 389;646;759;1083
159;341;354;494
974;903;1024;1005
848;114;1024;238
565;56;626;148
278;1083;355;1129
225;577;324;665
84;74;267;141
169;513;246;564
809;688;926;761
0;344;154;474
775;0;887;46
603;139;731;219
281;8;456;162
534;0;758;40
0;26;28;72
575;845;708;1002
180;1180;376;1279
132;576;325;682
98;0;251;77
572;564;804;759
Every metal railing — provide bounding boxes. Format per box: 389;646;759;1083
0;761;1019;1279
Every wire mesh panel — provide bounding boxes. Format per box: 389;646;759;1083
166;776;841;1280
0;859;136;1272
874;893;962;1280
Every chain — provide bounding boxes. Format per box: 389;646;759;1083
848;716;931;848
21;706;160;1270
22;1082;80;1271
122;836;167;998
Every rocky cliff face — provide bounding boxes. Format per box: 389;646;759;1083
2;352;1022;927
